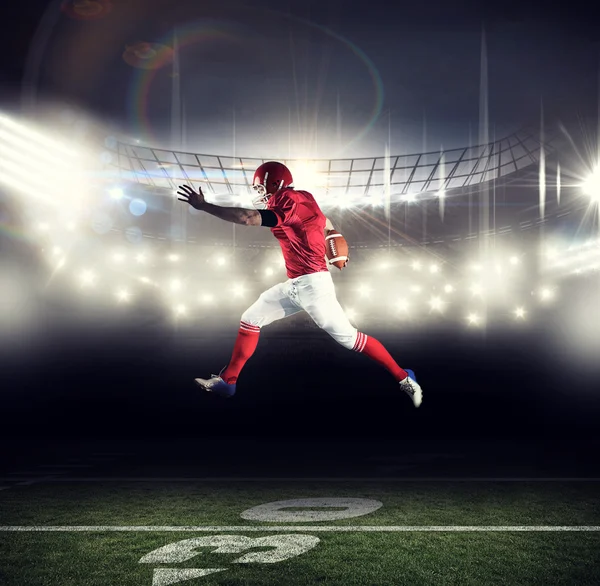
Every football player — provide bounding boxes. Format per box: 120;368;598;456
177;161;423;407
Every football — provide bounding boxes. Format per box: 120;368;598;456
325;230;349;269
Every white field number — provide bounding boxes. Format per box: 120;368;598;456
139;498;382;584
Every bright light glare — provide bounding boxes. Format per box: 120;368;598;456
291;161;322;191
429;263;440;274
429;296;444;311
116;289;130;302
514;307;526;319
233;284;245;297
216;256;226;266
411;261;421;271
582;167;600;200
467;312;482;326
265;267;274;276
396;299;409;312
444;284;454;293
170;279;182;292
168;254;180;262
540;287;555;301
109;188;124;200
79;270;96;286
174;304;186;316
509;256;520;265
358;284;371;297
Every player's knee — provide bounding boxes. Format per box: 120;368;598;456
327;330;356;350
240;309;262;329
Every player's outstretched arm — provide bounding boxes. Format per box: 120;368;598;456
177;184;263;226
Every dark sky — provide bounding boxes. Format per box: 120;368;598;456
1;0;599;157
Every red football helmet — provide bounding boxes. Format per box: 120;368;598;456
252;161;293;209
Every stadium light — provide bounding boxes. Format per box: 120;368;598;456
291;161;322;191
79;270;96;287
116;289;131;302
109;187;124;200
345;307;358;321
429;296;444;311
582;166;600;201
466;312;482;326
357;284;372;298
199;293;214;305
232;284;245;297
396;298;409;312
514;307;526;319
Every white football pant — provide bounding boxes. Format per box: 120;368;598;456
240;271;359;350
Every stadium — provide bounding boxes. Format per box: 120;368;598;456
1;1;600;584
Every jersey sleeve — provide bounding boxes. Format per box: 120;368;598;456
268;191;298;226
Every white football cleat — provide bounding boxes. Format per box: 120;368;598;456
194;367;236;398
399;369;423;408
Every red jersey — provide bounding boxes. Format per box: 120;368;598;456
267;188;328;279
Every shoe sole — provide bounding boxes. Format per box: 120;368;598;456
194;379;235;398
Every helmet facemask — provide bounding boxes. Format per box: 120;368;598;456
251;182;269;209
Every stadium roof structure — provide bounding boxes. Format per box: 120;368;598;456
106;124;560;205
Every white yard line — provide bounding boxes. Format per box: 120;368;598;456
1;525;599;532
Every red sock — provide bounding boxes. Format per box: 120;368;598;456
353;332;408;382
221;321;261;384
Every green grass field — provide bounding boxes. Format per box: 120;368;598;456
2;481;600;585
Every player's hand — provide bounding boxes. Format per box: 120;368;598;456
177;184;206;209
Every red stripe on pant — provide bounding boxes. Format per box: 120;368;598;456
221;323;261;384
353;332;408;382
